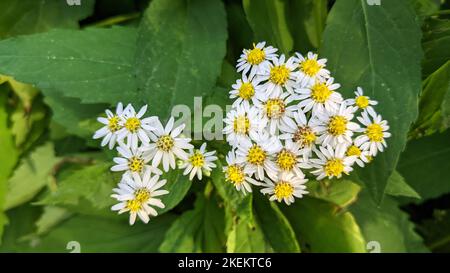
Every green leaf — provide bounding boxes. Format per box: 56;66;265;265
157;169;192;215
418;209;450;253
422;18;450;78
408;0;440;18
307;179;361;208
135;0;227;119
4;142;60;210
35;206;72;236
0;75;39;109
282;197;367;253
320;0;423;204
350;191;428;253
243;0;293;54
253;193;300;252
397;129;450;201
0;0;95;38
385;171;421;199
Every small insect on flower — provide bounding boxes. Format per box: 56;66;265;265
260;172;309;205
255;91;296;135
111;170;169;225
223;104;265;147
237;41;278;78
180;143;218;181
116;104;158;150
143;116;193;172
229;74;263;108
345;87;378;115
294;52;330;88
111;143;162;176
93;102;126;150
223;150;260;194
310;144;357;180
257;54;298;97
295;77;343;115
354;111;391;157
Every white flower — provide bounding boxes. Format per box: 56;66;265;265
223;104;264;147
274;140;310;176
294;52;330;87
255;91;296;135
235;131;281;181
229;74;263;108
144;117;193;172
279;109;320;159
312;102;360;147
111;171;168;225
93;102;125;150
223;150;260;194
260;172;309;205
345;144;371;168
111;143;162;176
345;87;378;115
354;111;391;157
117;104;157;150
236;41;278;78
310;144;356;180
180;143;218;181
295;77;343;115
257;54;298;97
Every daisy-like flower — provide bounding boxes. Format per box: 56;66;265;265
223;150;260;194
257;54;298;97
310;144;356;180
295;77;343;114
345;144;371;168
236;131;281;181
179;143;218;181
255;91;296;135
345;87;378;115
111;170;168;225
229;74;262;108
279;109;319;159
312;102;360;147
223;104;264;147
93;102;126;150
260;172;309;205
354;111;391;157
117;104;157;150
275;140;310;176
144;117;193;172
236;42;278;78
111;143;162;176
294;52;330;88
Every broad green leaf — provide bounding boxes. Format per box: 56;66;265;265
0;27;138;105
0;0;95;38
135;0;227;119
0;75;38;109
350;191;428;253
4;143;60;210
307;179;361;208
225;1;253;60
418;209;450;253
320;0;423;204
158;169;192;215
35;206;72;236
408;0;440;18
282;197;366;253
243;0;293;54
385;171;421;199
422;18;450;78
254;193;300;253
397;129;450;201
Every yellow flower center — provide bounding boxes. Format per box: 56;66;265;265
265;98;285;119
238;82;255;100
311;82;332;103
126;199;141;212
346;145;361;157
325;158;345;177
366;155;373;162
276;149;296;171
355;96;369;109
366;124;384;142
293;126;316;148
247;144;266;165
247;45;265;65
233;115;250;135
328;115;348;136
269;65;290;85
108;115;121;132
274;181;294;200
226;164;245;185
189;150;205;167
156;135;174;152
125;117;141;133
135;188;150;203
128;156;145;173
300;59;322;76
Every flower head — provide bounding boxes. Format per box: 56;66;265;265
355;111;391;157
295;77;343;115
93;102;126;149
111;143;162;176
223;104;264;147
237;42;278;78
180;143;218;180
117;104;157;150
229;74;263;108
260;172;309;205
295;52;330;87
345;87;378;115
257;54;298;97
223;150;260;194
310;144;356;180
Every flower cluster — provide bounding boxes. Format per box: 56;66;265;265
93;104;217;225
223;42;391;205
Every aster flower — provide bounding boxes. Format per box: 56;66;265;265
260;172;309;205
223;104;265;147
354;111;391;157
117;104;157;150
229;74;263;108
93;102;126;150
179;143;218;180
236;42;278;78
310;144;356;180
223;150;260;194
345;87;378;115
295;77;343;115
257;54;298;97
294;52;330;88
